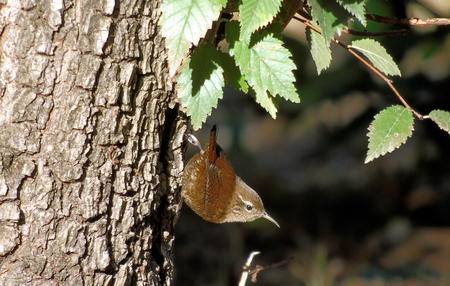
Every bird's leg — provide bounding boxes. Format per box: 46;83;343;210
185;133;203;152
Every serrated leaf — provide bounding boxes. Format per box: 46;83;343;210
239;0;282;41
307;29;332;75
227;21;299;118
177;45;225;130
309;0;349;46
336;0;367;26
365;105;414;163
350;39;401;76
160;0;227;76
251;89;278;117
429;110;450;134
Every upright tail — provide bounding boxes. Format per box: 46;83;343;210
207;125;218;164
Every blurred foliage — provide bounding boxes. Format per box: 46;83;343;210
174;0;450;285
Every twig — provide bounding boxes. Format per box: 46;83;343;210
238;251;260;286
248;258;292;283
293;15;424;119
340;43;423;119
366;14;450;26
342;28;408;37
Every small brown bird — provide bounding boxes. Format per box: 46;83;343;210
182;125;279;227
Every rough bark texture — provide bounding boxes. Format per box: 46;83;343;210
0;0;185;285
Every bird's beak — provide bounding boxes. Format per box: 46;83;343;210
263;212;280;228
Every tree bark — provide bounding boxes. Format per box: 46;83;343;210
0;0;184;285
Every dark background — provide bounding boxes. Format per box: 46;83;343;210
175;1;450;285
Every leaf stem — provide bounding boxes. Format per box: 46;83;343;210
366;14;450;26
293;15;424;120
238;251;260;286
342;28;409;37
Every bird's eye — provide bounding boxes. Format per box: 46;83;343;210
246;204;253;211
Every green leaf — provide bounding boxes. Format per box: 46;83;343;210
177;45;225;130
160;0;227;76
307;29;332;75
227;22;300;118
350;39;401;76
429;110;450;134
365;105;414;163
309;0;348;46
250;89;278;117
336;0;367;26
239;0;282;41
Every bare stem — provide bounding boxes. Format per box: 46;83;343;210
342;28;408;37
366;14;450;26
238;251;260;286
248;258;292;283
293;15;424;119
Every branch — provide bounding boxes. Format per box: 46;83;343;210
238;251;260;286
342;28;408;37
293;16;424;119
238;251;292;285
366;14;450;26
338;43;423;119
248;258;292;283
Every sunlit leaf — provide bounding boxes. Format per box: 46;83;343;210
365;105;414;163
309;0;348;46
177;45;225;130
336;0;367;26
160;0;227;76
227;21;299;118
307;29;332;75
239;0;282;41
350;39;401;76
429;109;450;134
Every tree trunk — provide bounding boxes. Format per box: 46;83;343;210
0;0;184;285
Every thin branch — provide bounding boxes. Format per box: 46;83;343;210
292;15;424;119
248;258;292;283
293;15;319;34
366;14;450;26
238;251;260;286
342;28;408;37
338;43;423;119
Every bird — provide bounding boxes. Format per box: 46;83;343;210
181;125;279;227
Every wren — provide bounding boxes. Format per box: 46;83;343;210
182;125;279;227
